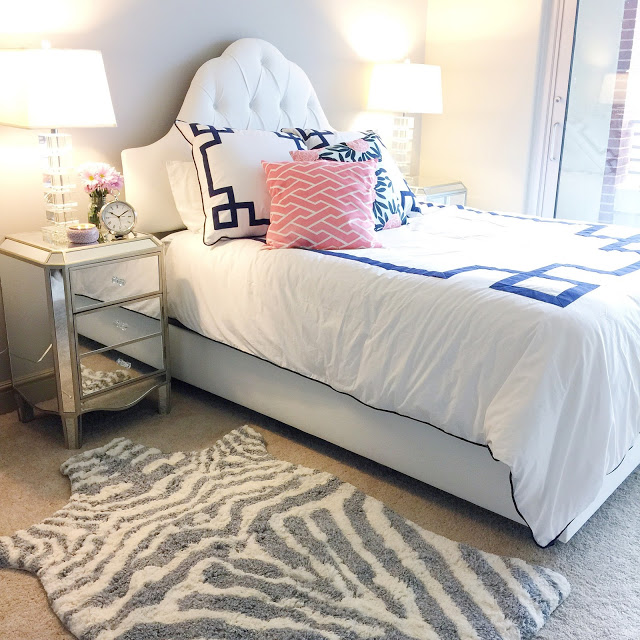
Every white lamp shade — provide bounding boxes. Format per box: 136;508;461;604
368;62;443;114
0;49;116;129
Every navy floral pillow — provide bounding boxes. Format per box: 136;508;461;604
290;131;417;230
281;128;360;150
285;128;420;227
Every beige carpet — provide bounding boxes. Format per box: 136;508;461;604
0;380;638;639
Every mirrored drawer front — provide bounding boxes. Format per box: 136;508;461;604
79;334;164;397
71;254;160;311
76;297;162;355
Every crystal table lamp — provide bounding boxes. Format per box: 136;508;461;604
0;47;117;244
368;61;443;186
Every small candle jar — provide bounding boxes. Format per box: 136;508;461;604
67;223;100;244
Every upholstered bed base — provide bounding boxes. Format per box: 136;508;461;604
168;322;640;544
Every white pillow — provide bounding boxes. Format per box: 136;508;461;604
174;121;305;245
166;160;202;232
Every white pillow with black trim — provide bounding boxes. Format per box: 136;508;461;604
175;121;305;245
166;160;202;232
284;128;421;221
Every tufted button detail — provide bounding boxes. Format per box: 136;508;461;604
181;40;331;134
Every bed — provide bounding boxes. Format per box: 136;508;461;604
122;38;640;547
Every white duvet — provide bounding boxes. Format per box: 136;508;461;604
164;205;640;546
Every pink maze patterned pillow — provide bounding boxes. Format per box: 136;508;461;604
262;160;381;250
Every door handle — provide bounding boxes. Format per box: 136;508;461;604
549;122;562;162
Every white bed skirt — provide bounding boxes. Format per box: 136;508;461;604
168;324;524;520
168;322;640;544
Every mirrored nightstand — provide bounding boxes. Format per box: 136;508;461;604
419;181;467;206
0;232;171;449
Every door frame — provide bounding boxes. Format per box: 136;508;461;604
526;0;578;218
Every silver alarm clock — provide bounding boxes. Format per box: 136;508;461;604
100;197;137;238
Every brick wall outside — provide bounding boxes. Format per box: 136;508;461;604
598;0;638;223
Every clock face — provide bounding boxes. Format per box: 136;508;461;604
100;200;137;236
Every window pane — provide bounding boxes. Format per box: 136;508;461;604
555;0;640;226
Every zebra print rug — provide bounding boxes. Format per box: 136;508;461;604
0;426;568;639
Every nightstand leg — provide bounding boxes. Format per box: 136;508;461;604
62;415;82;450
15;393;35;423
157;383;171;415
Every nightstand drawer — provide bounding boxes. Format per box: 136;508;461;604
76;297;162;355
70;254;160;311
79;334;165;397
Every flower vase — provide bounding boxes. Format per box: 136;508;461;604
88;191;107;227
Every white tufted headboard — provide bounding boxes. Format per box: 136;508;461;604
122;38;333;233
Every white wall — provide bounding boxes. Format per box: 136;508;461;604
0;0;428;234
0;0;428;396
419;0;547;213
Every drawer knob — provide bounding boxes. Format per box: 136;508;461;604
114;320;129;332
111;276;126;287
116;358;132;369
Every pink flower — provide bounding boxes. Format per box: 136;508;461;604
78;162;123;194
106;169;124;191
346;138;370;152
79;164;101;192
382;213;402;230
290;149;321;161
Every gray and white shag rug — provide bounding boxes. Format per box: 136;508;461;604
0;426;569;639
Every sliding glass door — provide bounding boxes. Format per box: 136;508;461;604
555;0;640;225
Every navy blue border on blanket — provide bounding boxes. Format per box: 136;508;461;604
310;203;640;308
311;250;601;308
427;202;640;256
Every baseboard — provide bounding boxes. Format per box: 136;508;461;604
0;380;14;414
